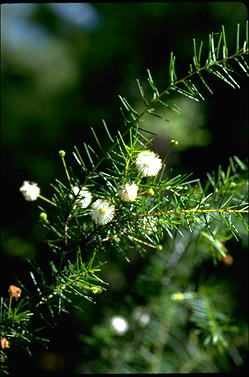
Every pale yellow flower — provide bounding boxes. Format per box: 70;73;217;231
72;186;92;208
120;183;138;202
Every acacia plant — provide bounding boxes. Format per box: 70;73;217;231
1;22;248;374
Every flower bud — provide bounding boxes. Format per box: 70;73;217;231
91;286;103;294
1;337;10;350
120;183;138;202
59;150;66;157
146;188;155;196
8;285;22;301
40;212;48;221
223;255;234;265
114;236;121;243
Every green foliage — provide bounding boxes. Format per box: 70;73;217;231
77;234;248;373
1;21;248;374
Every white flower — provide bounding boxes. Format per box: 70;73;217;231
72;186;92;209
19;181;40;201
111;315;129;335
120;183;138;202
135;150;162;177
90;199;115;225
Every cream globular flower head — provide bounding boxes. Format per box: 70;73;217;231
135;150;162;177
120;183;139;202
19;181;40;201
90;199;115;225
72;186;92;209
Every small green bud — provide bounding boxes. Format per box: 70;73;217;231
91;286;103;294
146;188;155;196
40;212;48;221
59;150;66;157
156;244;163;251
170;139;179;146
114;236;121;243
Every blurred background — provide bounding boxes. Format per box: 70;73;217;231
1;2;248;374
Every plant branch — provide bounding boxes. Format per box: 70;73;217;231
132;208;249;218
84;49;248;181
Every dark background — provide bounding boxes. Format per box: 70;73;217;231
1;2;248;374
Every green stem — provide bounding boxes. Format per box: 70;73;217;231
38;195;57;207
132;208;249;218
60;153;72;187
8;296;13;318
129;235;159;249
